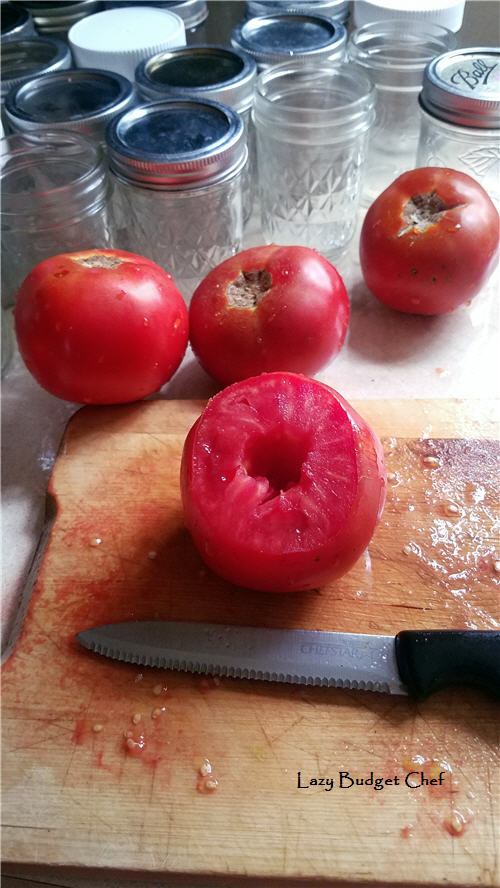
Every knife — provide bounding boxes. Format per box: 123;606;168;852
75;621;500;699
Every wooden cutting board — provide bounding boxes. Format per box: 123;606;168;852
2;399;499;887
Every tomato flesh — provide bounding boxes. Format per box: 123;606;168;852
181;372;387;593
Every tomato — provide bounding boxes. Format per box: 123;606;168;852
181;372;386;593
188;245;349;385
359;168;499;315
14;249;188;404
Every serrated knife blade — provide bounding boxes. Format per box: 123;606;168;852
76;622;500;699
76;620;404;693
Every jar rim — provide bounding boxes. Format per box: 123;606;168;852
0;129;104;207
348;18;454;72
255;60;374;116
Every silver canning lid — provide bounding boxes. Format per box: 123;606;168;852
104;0;208;30
20;1;102;35
246;1;349;23
1;3;35;42
106;98;247;190
158;1;208;29
420;48;500;128
231;13;347;67
135;45;257;114
1;37;72;100
4;69;136;139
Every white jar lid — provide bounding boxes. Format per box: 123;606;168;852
68;6;186;81
353;0;465;33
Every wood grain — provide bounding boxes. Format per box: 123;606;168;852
2;399;499;887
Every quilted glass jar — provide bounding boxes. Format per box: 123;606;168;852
253;61;375;257
348;19;453;205
106;99;247;302
1;130;114;308
417;48;500;207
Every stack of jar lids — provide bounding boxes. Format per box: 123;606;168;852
231;12;347;70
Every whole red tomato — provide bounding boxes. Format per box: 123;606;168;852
14;249;189;404
181;372;386;593
360;168;499;315
188;245;349;385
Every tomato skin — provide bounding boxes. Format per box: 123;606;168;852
359;168;500;315
189;245;349;385
181;372;386;593
14;249;189;404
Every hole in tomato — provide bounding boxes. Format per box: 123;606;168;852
244;428;310;498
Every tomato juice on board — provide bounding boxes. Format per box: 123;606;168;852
181;372;387;593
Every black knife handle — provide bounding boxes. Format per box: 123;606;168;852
395;631;500;700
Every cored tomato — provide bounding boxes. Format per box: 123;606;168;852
360;168;499;315
14;249;188;404
188;245;349;385
181;372;386;593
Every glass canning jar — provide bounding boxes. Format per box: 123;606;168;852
253;61;375;258
134;44;257;224
231;12;347;71
348;19;453;205
106;99;247;303
245;1;349;24
1;130;114;308
4;68;135;146
417;48;500;208
1;36;71;132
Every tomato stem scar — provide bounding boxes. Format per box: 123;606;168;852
226;269;272;308
398;191;466;237
74;254;124;269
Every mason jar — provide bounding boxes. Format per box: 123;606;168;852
1;3;36;42
231;12;347;71
1;130;114;308
417;48;500;207
253;61;375;258
20;1;102;39
135;45;257;223
246;1;349;24
348;19;453;205
104;0;209;43
4;68;135;145
1;37;71;132
106;99;247;302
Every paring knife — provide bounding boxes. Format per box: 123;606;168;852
75;622;500;700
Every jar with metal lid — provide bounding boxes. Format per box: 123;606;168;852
69;6;186;81
348;19;453;205
1;130;115;308
106;99;247;302
246;1;349;24
1;36;71;130
253;61;375;257
417;48;500;206
135;44;257;223
1;3;36;42
231;13;347;71
104;1;209;44
4;68;135;145
20;1;103;39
